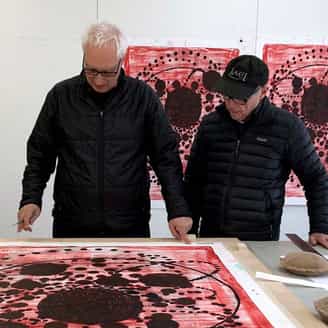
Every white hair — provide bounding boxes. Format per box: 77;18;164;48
82;22;127;59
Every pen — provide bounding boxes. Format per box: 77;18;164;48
12;220;24;226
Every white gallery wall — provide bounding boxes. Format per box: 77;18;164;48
1;0;328;238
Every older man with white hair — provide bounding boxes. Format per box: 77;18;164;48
18;22;192;241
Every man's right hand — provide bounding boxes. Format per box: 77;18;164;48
17;204;41;232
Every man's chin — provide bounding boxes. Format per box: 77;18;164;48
93;87;110;93
230;113;242;121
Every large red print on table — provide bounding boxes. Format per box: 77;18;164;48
0;245;272;327
263;44;328;197
125;46;239;199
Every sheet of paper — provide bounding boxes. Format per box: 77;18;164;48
0;241;297;327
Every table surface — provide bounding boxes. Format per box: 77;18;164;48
0;237;326;327
245;240;328;313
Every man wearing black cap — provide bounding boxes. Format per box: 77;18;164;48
184;54;328;247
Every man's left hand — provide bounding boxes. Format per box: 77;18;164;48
169;217;193;243
309;233;328;249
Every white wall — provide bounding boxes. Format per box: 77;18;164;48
1;0;97;238
2;0;327;239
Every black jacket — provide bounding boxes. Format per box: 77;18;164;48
20;70;190;232
185;97;328;240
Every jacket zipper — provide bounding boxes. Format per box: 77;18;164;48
98;111;105;221
235;139;240;158
221;139;240;231
264;190;274;239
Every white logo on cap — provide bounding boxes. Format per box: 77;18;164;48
228;67;248;82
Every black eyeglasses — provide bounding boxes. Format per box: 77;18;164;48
223;86;261;105
84;59;121;79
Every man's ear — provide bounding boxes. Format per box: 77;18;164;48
260;84;269;99
121;54;127;70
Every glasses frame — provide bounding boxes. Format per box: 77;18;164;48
223;86;261;105
83;58;122;79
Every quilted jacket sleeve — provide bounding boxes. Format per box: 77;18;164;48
145;87;191;220
19;88;58;209
287;115;328;234
184;122;207;234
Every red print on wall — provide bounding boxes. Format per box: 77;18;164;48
125;46;239;199
0;245;272;327
263;44;328;197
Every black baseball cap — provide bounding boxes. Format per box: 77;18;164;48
216;55;269;100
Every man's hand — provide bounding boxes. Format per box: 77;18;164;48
309;232;328;249
17;204;41;232
168;217;193;243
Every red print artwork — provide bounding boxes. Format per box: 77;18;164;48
0;245;273;327
263;44;328;197
125;46;239;199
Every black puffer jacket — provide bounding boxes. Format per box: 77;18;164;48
20;71;190;232
185;97;328;240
